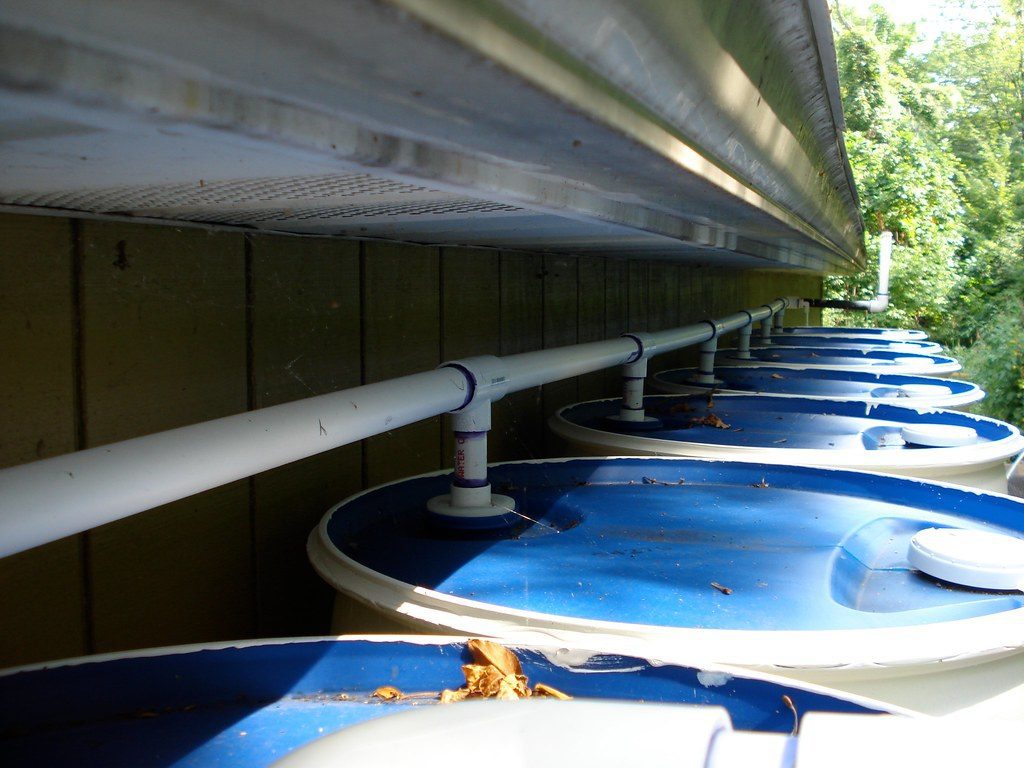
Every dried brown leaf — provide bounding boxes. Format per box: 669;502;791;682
533;683;572;700
438;640;569;704
464;664;499;697
463;664;530;699
468;638;523;677
497;676;524;700
770;373;785;379
372;685;404;701
693;413;730;429
440;688;471;704
710;581;733;595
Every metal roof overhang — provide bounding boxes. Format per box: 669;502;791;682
0;0;864;272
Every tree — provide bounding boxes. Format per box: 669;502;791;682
826;3;964;332
828;1;1024;425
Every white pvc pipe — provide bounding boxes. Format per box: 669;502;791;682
0;368;469;558
807;231;892;313
502;339;639;391
873;230;892;312
0;298;789;557
637;325;714;358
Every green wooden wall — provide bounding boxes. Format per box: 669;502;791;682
0;212;822;667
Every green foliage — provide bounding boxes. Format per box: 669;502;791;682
828;1;1024;426
836;30;885;131
950;293;1024;426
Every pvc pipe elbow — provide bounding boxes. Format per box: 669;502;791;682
867;295;889;313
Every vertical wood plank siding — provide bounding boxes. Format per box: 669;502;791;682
0;211;823;666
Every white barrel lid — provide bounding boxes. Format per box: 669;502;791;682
908;527;1024;590
870;385;949;401
884;383;952;399
893;356;934;365
900;423;977;447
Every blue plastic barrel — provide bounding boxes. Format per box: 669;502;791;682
760;336;943;354
651;366;984;410
550;394;1022;491
781;327;928;341
309;458;1024;715
716;346;961;375
0;637;888;767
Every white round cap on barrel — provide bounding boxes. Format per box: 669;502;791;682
908;527;1024;590
900;424;977;447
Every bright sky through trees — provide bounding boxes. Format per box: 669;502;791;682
844;0;998;46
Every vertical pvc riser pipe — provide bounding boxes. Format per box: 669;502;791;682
618;358;649;422
734;325;753;359
603;335;663;428
695;337;718;384
450;404;491;508
733;312;754;360
425;399;517;528
760;316;772;344
773;307;786;331
426;356;516;529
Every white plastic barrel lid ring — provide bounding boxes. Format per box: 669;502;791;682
894;356;934;365
908;527;1024;590
900;424;977;447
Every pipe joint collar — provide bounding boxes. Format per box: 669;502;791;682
702;319;725;340
440;355;509;412
621;332;652;362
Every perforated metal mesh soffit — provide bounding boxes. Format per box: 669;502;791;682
1;172;526;224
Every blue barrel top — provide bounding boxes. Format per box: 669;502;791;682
556;394;1014;452
324;459;1024;633
652;367;983;407
781;327;929;341
718;346;960;373
760;336;943;354
0;638;885;767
